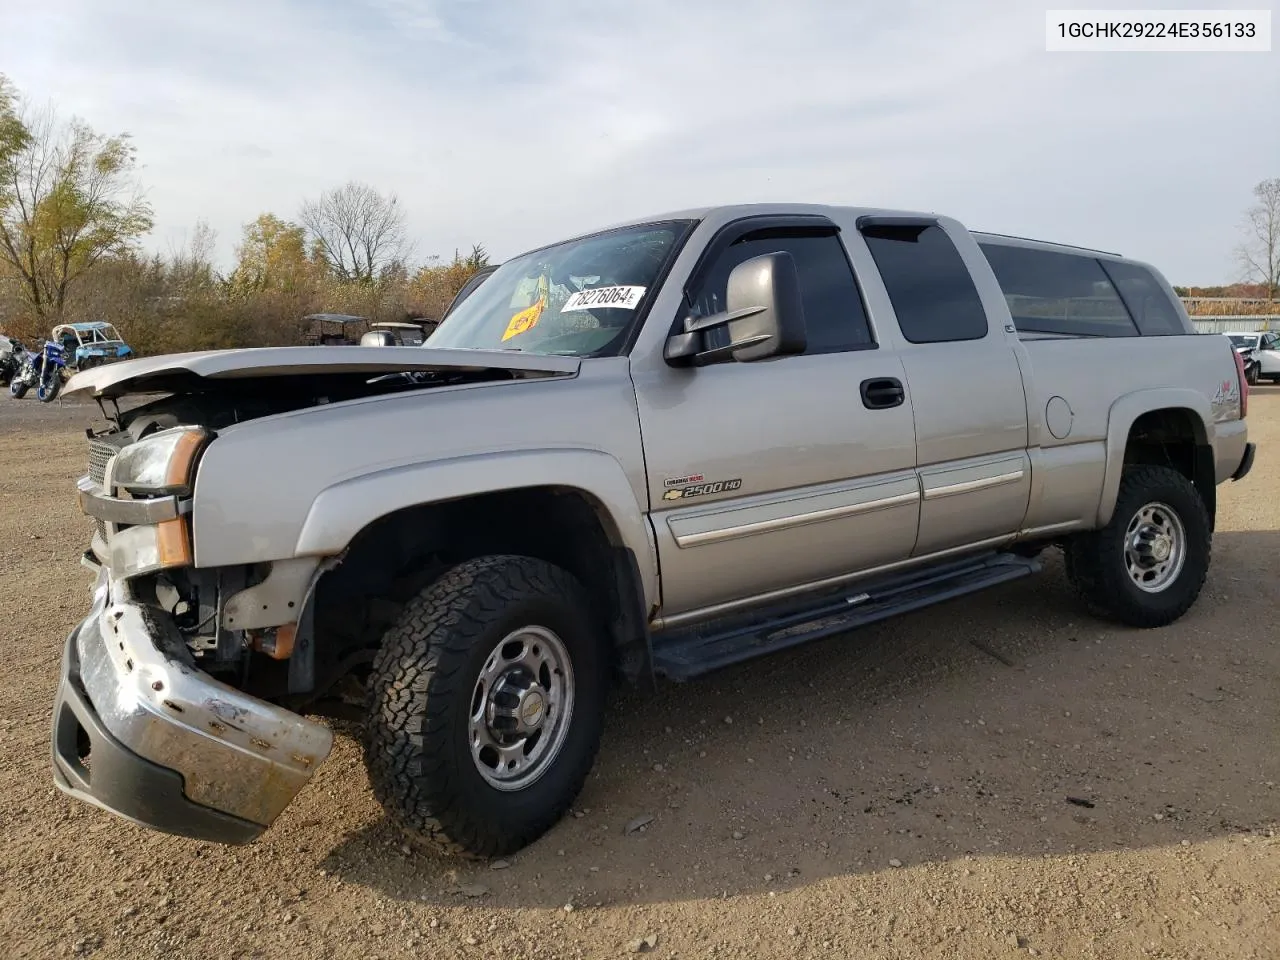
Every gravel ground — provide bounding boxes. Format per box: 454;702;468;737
1;389;1277;960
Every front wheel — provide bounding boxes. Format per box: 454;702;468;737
1064;465;1211;628
1245;362;1260;386
9;377;29;399
37;371;61;402
363;555;609;858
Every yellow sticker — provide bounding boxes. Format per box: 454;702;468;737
502;296;545;342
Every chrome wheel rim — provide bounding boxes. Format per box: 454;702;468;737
469;625;574;791
1124;501;1186;593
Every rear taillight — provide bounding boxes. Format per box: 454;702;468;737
1232;348;1249;418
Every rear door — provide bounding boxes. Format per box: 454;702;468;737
631;216;919;618
854;217;1032;556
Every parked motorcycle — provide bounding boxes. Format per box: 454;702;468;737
34;340;66;402
0;335;25;387
8;340;66;402
8;344;38;399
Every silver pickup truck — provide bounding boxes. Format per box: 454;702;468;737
51;204;1255;859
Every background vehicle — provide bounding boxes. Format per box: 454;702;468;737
302;313;369;346
0;334;24;386
1225;331;1280;384
359;320;432;347
7;342;38;398
11;339;68;402
53;321;133;371
34;339;67;402
51;204;1253;863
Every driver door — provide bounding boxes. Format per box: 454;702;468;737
631;217;919;618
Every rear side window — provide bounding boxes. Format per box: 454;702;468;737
688;228;874;354
978;244;1138;338
1097;260;1191;336
861;224;988;344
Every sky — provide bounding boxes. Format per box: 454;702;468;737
0;0;1276;284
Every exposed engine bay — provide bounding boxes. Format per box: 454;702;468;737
72;348;581;714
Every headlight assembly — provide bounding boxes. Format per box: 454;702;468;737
112;427;210;496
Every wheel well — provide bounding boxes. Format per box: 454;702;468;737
303;487;650;701
1123;407;1215;526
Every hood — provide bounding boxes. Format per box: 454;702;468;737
64;345;581;400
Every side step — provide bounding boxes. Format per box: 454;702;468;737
650;551;1040;681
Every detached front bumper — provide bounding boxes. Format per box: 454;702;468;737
51;567;334;844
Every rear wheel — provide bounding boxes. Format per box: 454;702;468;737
363;555;609;858
1064;465;1210;628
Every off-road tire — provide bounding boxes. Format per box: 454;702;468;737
1064;465;1211;628
9;378;28;399
37;374;61;403
363;555;609;859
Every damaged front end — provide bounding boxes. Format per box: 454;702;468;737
51;345;583;841
52;565;334;842
54;415;336;842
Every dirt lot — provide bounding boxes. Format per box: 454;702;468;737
1;392;1277;960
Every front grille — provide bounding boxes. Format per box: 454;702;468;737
87;432;134;542
88;440;116;485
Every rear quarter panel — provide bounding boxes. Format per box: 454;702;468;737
1016;332;1246;530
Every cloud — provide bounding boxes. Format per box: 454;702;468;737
0;0;1274;282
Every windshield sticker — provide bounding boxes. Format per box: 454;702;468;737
502;296;546;341
560;285;647;312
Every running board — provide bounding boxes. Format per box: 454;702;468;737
650;551;1040;681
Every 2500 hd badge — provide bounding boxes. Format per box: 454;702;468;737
662;478;743;501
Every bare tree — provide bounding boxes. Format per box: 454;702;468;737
1236;177;1280;303
166;219;219;294
0;74;153;323
300;181;409;285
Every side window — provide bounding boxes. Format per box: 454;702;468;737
687;228;874;355
861;224;988;344
1097;260;1191;336
978;243;1138;338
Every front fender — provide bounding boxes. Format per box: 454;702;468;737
293;448;659;611
1096;388;1211;527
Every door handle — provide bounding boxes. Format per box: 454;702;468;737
860;377;905;410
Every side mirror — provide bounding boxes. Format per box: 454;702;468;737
665;251;806;366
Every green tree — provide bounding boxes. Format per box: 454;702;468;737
0;74;153;324
229;213;315;293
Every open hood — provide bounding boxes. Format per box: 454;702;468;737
64;346;581;400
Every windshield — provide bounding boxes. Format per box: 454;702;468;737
428;220;694;357
1228;335;1258;348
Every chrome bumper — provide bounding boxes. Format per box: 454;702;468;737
51;567;334;842
77;475;186;525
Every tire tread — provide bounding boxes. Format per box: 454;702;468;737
363;555;604;859
1064;465;1211;628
